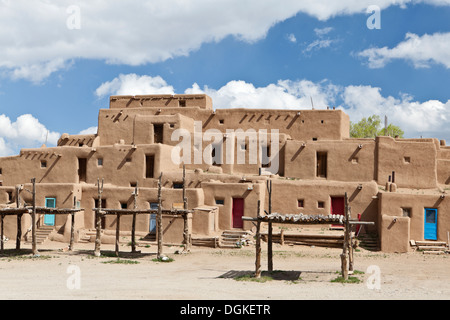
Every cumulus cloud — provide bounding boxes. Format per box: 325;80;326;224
95;74;175;98
0;114;60;156
359;32;450;69
1;0;449;82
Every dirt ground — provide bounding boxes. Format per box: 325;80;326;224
0;239;449;301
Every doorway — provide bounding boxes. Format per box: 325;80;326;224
44;198;56;226
78;158;87;183
331;196;345;228
149;202;158;234
154;124;164;144
424;208;437;240
232;198;244;229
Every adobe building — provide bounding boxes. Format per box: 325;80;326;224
0;93;449;253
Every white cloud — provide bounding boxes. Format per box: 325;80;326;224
303;38;339;53
78;126;98;135
342;85;450;138
314;27;333;37
287;33;297;43
0;114;60;156
95;74;175;98
359;32;450;69
1;0;449;82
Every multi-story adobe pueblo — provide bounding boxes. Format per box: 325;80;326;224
0;93;449;253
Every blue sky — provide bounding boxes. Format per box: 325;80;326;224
0;0;449;155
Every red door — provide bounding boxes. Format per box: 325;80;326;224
331;197;345;227
232;198;244;229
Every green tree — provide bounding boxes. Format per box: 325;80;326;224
350;115;404;138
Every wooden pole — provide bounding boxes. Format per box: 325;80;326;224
94;178;103;257
182;165;190;253
1;214;4;252
348;207;354;272
131;184;138;253
255;200;261;279
15;185;21;250
267;180;273;272
341;192;349;280
31;178;38;256
157;173;163;259
16;214;22;250
69;212;75;251
115;213;121;257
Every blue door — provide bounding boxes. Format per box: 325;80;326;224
424;208;437;240
44;198;56;226
149;203;158;234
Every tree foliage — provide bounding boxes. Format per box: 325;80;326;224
350;115;404;139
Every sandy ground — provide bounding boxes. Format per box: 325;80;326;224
0;239;449;301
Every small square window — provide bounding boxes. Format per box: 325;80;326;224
297;199;304;208
121;203;128;209
41;160;47;168
318;201;325;208
219;119;224;124
312;137;318;141
169;123;175;128
173;182;184;189
130;182;137;188
402;208;411;217
179;100;186;107
404;157;411;164
215;199;225;205
126;158;132;163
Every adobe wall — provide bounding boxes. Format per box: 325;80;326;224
109;94;213;110
201;180;266;231
378;191;450;252
284;138;376;181
267;179;379;232
376;137;438;189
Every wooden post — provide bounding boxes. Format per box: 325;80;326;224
131;184;138;253
255;200;262;279
115;213;121;257
341;192;349;280
69;212;75;251
267;180;273;272
15;185;21;250
157;173;163;259
16;214;22;250
94;178;103;257
182;165;190;253
348;207;354;272
1;214;4;252
31;178;38;256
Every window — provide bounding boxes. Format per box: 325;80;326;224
126;157;132;163
179;100;186;107
297;199;304;208
121;202;128;209
153;124;164;144
402;208;411;218
404;157;411;164
98;158;103;166
316;152;327;178
215;199;225;205
0;168;2;175
150;202;159;210
173;182;184;189
318;201;325;208
219;119;224;124
145;155;155;178
261;145;271;168
41;160;47;168
7;191;12;202
312;137;318;141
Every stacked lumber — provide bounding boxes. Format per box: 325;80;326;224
191;237;219;248
261;232;344;248
410;240;448;255
260;213;345;225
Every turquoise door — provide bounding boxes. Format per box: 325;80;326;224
149;203;158;234
44;198;56;226
424;208;437;240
